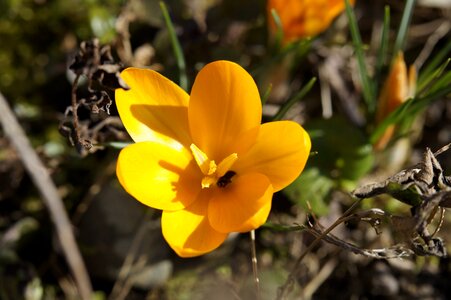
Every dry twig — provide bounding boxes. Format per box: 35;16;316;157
250;230;260;300
109;210;155;300
0;91;93;299
276;198;363;300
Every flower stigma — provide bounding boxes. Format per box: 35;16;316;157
190;143;238;189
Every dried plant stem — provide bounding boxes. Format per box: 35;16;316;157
109;211;153;300
115;257;148;300
0;91;92;299
319;64;333;119
430;207;446;238
250;230;260;300
71;74;82;142
434;142;451;156
71;160;116;225
276;198;362;300
302;258;337;299
414;21;450;70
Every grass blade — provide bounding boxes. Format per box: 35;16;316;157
160;1;188;91
270;8;284;51
426;70;451;94
261;83;272;105
374;6;390;92
273;77;316;121
392;0;416;56
370;98;413;144
251;38;312;77
417;58;450;95
344;0;375;114
370;84;451;144
418;39;451;86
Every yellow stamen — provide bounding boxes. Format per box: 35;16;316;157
190;143;238;189
217;153;238;177
190;143;210;175
207;160;217;175
201;176;216;189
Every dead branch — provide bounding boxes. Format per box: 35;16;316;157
0;91;93;300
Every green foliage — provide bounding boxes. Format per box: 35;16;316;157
272;77;316;121
417;40;451;88
284;167;333;216
344;0;375;114
393;0;416;57
1;0;450;298
307;117;375;183
370;83;451;145
269;8;284;51
160;1;188;91
384;182;423;207
0;0;123;102
285;118;375;215
374;6;390;94
345;0;450;151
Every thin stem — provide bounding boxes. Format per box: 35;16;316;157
71;74;82;142
261;83;273;106
272;77;316;121
250;230;260;300
0;91;92;299
276;199;362;300
109;210;153;300
414;21;450;71
270;8;284;51
434;142;451;157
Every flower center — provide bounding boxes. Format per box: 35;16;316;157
190;144;238;189
216;170;237;188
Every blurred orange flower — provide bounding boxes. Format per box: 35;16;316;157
115;61;311;257
374;52;416;150
268;0;356;43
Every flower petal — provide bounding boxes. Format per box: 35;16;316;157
116;142;201;211
162;191;228;257
268;0;355;43
208;173;273;233
188;61;262;161
116;67;191;146
234;121;311;192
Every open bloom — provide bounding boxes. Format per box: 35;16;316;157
115;61;311;257
374;52;416;150
268;0;356;44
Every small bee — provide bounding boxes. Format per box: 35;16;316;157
217;171;236;188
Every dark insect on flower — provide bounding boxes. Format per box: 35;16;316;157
217;171;236;188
